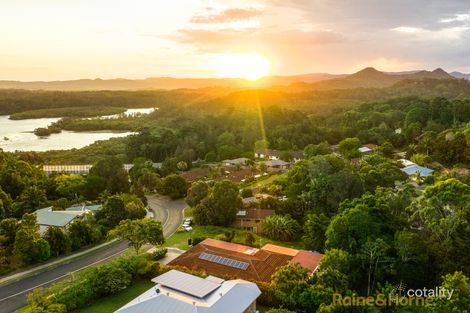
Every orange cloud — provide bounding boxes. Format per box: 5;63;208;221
190;8;262;24
174;28;344;52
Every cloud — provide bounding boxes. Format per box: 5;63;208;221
391;26;424;33
173;28;345;52
440;11;470;23
190;8;262;24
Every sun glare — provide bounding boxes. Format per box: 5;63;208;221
212;53;271;81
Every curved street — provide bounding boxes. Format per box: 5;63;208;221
0;195;185;313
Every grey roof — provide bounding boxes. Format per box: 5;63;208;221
223;158;249;165
358;146;372;153
265;159;290;167
116;270;261;313
35;207;82;227
401;165;434;177
65;204;102;212
151;270;221;298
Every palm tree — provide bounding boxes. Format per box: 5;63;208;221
263;215;300;241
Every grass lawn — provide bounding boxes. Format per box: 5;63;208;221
163;225;305;250
242;173;282;189
77;280;154;313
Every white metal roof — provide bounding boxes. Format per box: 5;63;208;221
116;270;261;313
151;270;221;298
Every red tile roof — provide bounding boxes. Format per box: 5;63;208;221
169;239;324;282
291;250;323;272
169;239;291;282
261;244;299;257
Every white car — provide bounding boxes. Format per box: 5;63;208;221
183;226;193;232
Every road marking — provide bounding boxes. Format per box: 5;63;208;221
0;248;127;303
163;207;170;228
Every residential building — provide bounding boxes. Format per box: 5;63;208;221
264;159;291;170
255;149;304;162
223;158;250;167
358;144;377;154
35;204;102;235
401;164;434;177
169;238;323;282
115;269;261;313
42;163;161;176
232;208;275;233
399;159;434;177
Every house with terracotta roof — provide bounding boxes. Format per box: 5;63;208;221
232;208;275;233
169;238;323;282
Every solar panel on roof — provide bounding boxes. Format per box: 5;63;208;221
199;252;250;270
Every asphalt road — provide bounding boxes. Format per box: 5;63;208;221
0;196;185;313
146;195;187;238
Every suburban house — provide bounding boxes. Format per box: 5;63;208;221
35;204;102;235
264;159;291;170
232;208;275;233
255;149;304;162
115;269;261;313
223;158;250;167
399;159;434;177
358;144;377;154
169;238;323;282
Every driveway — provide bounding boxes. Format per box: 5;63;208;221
0;195;185;313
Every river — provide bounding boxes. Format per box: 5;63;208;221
0;108;154;152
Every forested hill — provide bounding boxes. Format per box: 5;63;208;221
1;76;470;116
289;67;455;91
0;67;463;91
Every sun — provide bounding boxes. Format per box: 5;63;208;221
212;53;271;81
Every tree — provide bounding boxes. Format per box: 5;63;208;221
410;153;432;166
87;264;132;297
68;219;100;251
315;249;351;292
13;213;50;263
89;156;130;194
338;137;361;158
81;175;106;200
0;218;19;252
263;215;300;241
96;195;127;228
54;174;86;200
302;213;330;251
185;181;209;207
0;187;12;219
109;219;164;254
304;142;331;158
13;186;47;217
43;226;71;257
161;174;187;199
433;271;470;313
193;180;242;226
378;141;394;157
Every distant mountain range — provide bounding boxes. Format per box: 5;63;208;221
0;67;468;91
450;71;470;80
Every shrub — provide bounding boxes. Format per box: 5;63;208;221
257;281;281;308
150;247;168;261
192;236;206;246
88;265;132;296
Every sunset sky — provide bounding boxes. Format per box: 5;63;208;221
1;0;470;80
